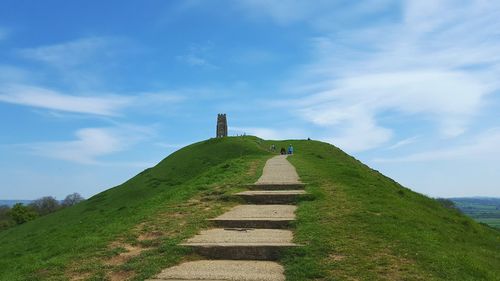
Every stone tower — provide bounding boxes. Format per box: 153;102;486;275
216;113;228;138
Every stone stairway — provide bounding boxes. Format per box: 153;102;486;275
148;155;306;281
208;204;296;229
235;190;307;204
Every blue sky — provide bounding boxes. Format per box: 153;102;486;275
1;0;499;199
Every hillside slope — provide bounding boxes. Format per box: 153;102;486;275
274;140;500;280
0;137;271;280
0;137;498;281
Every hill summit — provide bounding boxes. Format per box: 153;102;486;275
0;136;498;280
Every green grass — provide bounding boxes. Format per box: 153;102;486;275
0;136;271;281
265;139;500;281
1;137;499;280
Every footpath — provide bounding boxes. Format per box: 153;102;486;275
147;154;307;281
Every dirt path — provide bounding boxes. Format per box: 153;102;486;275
256;155;301;184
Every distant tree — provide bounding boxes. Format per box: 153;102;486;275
29;196;60;216
61;193;85;207
8;203;38;224
0;205;14;230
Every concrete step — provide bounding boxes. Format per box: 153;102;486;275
209;205;296;229
180;228;298;260
246;183;305;190
235;190;308;204
147;260;285;281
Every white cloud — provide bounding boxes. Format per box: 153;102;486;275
280;0;500;151
25;126;151;164
17;37;115;67
322;115;393;152
0;84;130;116
0;84;185;116
297;103;393;152
374;128;500;163
386;136;419;150
14;36;142;90
293;70;486;140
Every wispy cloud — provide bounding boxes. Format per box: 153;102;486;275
24;126;152;164
316;112;393;152
0;84;130;116
277;0;500;152
386;136;420;150
374;128;500;163
0;84;185;116
177;42;218;69
17;37;118;67
14;36;145;90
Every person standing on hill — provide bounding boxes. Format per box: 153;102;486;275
288;144;294;155
270;144;276;152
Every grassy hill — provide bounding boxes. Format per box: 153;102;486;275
0;137;271;281
272;140;500;280
0;137;499;280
